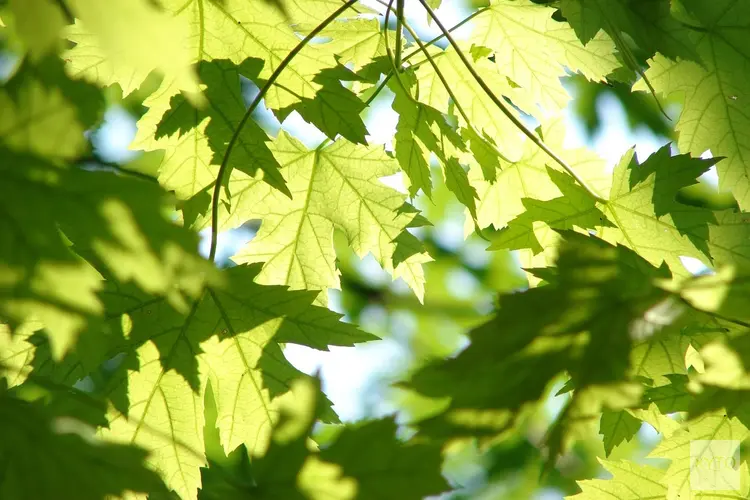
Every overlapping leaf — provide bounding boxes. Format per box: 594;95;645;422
94;264;370;499
65;0;201;98
415;47;530;160
568;459;667;499
650;412;749;499
4;0;67;59
470;116;610;234
153;58;289;198
634;0;750;209
0;388;167;499
200;377;449;500
0;56;103;159
561;0;697;61
389;71;479;216
491;145;750;278
405;232;673;454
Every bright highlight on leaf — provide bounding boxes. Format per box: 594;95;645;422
228;132;431;304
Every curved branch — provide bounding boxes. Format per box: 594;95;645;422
208;0;358;262
395;0;404;69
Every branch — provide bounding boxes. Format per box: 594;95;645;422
384;0;411;97
415;0;608;204
395;0;404;69
76;153;159;184
208;0;358;262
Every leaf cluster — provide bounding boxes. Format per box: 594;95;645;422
2;0;750;498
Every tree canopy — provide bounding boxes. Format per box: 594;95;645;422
2;0;750;498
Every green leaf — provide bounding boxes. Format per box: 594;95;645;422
473;115;610;234
561;0;697;61
201;377;449;500
64;0;201;99
278;65;369;145
67;0;355;107
0;56;104;160
228;132;431;304
389;71;470;198
0;56;209;358
154;58;290;198
634;0;750;209
5;0;66;59
649;411;750;499
645;374;692;413
0;147;212;357
318;418;450;500
567;459;667;499
443;157;479;220
468;0;620;111
406;232;668;453
492;145;749;278
0;388;167;499
391;78;441;197
300;18;394;71
98;264;369;499
104;341;207;500
600;410;642;456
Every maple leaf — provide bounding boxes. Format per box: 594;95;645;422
567;459;668;499
635;0;750;209
491;145;749;278
0;56;212;359
4;0;67;59
0;56;104;160
683;331;750;434
275;65;369;145
415;47;530;161
0;386;168;499
599;410;641;456
650;412;749;499
0;146;213;357
154;58;290;198
64;0;201;99
227;132;431;305
86;0;352;105
561;0;697;61
201;377;449;500
94;264;369;499
302;18;394;72
406;232;667;453
471;115;610;234
388;71;479;217
468;0;620;111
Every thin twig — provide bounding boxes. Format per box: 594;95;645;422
384;0;411;97
208;0;358;262
395;0;404;70
54;0;75;24
602;17;670;121
77;154;159;184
